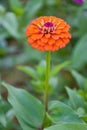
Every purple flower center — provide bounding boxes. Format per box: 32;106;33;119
73;0;84;4
44;22;53;27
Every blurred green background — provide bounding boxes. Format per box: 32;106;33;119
0;0;87;130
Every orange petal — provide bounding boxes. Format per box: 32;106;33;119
37;40;45;46
56;39;63;45
38;46;45;52
31;34;38;40
45;34;51;38
26;16;71;52
31;41;39;48
26;28;39;36
63;25;70;32
40;42;45;46
67;33;72;38
51;45;58;52
58;22;66;29
43;16;49;22
37;34;43;39
28;38;34;44
59;44;66;48
58;33;67;38
44;44;52;51
54;19;62;25
37;40;41;45
31;34;43;40
52;34;59;40
62;38;69;44
41;36;48;43
26;26;34;36
55;30;61;34
48;38;55;45
61;33;71;38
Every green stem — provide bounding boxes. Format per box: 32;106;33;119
44;51;51;111
42;51;51;129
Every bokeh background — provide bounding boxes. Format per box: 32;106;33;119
0;0;87;130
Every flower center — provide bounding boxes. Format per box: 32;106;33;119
44;22;53;27
40;22;55;34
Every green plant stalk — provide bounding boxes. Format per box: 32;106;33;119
42;51;50;129
44;51;51;111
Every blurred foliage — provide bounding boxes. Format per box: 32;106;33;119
17;60;70;94
0;0;87;130
2;82;87;130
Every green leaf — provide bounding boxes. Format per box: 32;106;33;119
70;70;85;90
0;109;7;127
0;97;7;127
76;107;85;117
9;0;24;15
2;12;19;38
82;115;87;123
0;52;38;68
50;61;70;77
46;0;57;5
71;34;87;69
36;61;46;80
44;123;87;130
0;5;5;15
17;66;38;79
66;87;87;110
0;29;9;39
78;12;87;36
31;80;45;93
25;0;43;19
48;100;83;124
2;82;45;130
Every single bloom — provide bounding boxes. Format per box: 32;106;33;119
73;0;84;4
26;16;71;52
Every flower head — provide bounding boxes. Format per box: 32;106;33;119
73;0;84;4
26;16;71;52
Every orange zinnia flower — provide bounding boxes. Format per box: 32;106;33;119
26;16;71;52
